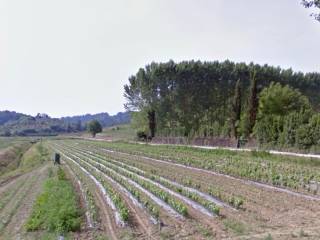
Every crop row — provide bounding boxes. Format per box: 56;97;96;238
73;142;244;209
70;145;222;214
55;147;130;224
58;146;163;223
80;140;320;193
71;143;243;211
61;146;189;217
64;161;99;228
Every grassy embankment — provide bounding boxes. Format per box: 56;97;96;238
94;124;135;141
0;141;51;182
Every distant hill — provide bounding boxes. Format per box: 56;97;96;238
0;111;27;125
61;112;130;128
0;110;130;136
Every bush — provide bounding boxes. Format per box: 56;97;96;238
136;131;147;141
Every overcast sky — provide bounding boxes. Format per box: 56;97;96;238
0;0;319;117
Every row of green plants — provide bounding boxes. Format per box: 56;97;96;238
65;161;100;227
84;141;320;194
72;146;221;215
71;143;247;209
58;149;130;223
115;148;243;210
64;147;161;221
66;147;188;217
25;167;82;234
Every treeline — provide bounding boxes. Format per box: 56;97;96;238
124;60;320;151
0;111;130;136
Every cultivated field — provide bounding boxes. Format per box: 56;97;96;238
43;139;320;239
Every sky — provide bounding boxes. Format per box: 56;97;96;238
0;0;319;118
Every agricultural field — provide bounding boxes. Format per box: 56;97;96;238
40;138;320;239
1;137;320;239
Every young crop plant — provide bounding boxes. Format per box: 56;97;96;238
67;145;222;215
91;148;221;214
67;148;189;217
66;155;130;223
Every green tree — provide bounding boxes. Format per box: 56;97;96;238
242;70;258;138
231;79;241;138
257;82;311;117
302;0;320;21
254;82;312;146
87;120;102;137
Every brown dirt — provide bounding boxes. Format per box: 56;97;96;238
0;164;50;239
89;146;320;239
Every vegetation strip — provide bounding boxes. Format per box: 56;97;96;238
71;145;223;214
93;144;320;201
25;167;81;234
74;144;243;210
65;147;213;217
64;163;94;228
55;148;126;226
57;145;185;219
62;146;158;224
65;159;100;227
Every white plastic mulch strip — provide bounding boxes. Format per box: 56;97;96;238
72;152;158;225
64;163;94;228
79;147;235;210
71;149;214;217
67;150;184;220
55;148;125;227
100;148;320;202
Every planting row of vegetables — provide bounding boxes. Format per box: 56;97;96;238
60;146;161;223
70;145;223;214
80;140;320;194
60;145;188;218
54;147;130;224
71;143;243;210
59;147;166;224
64;161;99;228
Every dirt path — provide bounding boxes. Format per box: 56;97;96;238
0;164;49;239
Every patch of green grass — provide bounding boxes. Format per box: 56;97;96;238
25;167;81;234
264;233;273;240
20;142;49;169
196;223;214;238
99;124;135;141
223;219;246;235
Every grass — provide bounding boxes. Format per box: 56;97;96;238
0;142;31;175
20;142;50;169
25;167;81;234
223;219;247;235
97;124;136;141
0;141;50;184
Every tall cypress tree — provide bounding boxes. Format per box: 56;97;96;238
243;70;258;137
231;79;242;138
